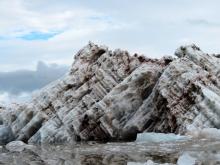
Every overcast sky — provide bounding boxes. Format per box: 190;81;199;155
1;0;220;103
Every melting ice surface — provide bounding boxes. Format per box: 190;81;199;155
1;133;220;164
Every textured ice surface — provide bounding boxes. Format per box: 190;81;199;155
0;43;219;145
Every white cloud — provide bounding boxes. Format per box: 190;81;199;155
0;0;130;71
1;0;220;103
0;0;107;37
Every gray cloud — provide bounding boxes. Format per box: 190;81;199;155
187;19;220;27
0;61;68;95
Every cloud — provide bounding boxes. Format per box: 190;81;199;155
0;0;114;38
0;92;31;105
1;0;220;103
187;19;220;27
0;61;68;95
0;0;128;71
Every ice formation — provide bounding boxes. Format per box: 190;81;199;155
0;42;219;144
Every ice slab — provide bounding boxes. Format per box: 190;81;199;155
135;132;189;143
177;153;197;165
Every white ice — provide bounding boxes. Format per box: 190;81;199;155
135;132;189;143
